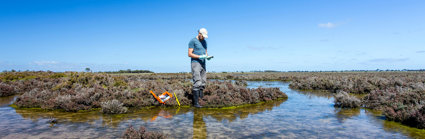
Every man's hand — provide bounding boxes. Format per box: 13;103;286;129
199;55;207;59
207;56;214;60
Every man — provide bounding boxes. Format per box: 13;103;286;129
188;28;212;108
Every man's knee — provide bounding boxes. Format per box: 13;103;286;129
193;82;203;90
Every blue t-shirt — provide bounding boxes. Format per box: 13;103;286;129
188;37;207;64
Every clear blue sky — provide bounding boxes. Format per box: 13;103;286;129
1;0;424;72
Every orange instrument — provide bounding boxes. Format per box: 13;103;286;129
150;90;173;104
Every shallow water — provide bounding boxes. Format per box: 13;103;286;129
1;81;425;138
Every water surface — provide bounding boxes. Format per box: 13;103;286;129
1;81;425;138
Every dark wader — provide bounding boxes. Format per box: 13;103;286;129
191;62;206;108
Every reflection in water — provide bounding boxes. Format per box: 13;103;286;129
382;120;425;138
363;109;425;139
14;107;193;128
14;99;287;126
199;98;285;122
150;108;175;122
296;89;334;99
0;95;16;107
9;98;287;138
334;108;360;123
193;109;207;139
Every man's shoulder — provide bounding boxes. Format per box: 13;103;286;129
190;37;198;42
189;37;207;45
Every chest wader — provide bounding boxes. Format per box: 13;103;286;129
191;62;206;108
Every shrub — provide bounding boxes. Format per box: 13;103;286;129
380;89;425;128
334;91;361;108
101;99;128;114
200;81;286;107
9;72;287;111
55;94;83;112
123;125;166;139
234;80;247;86
0;82;16;97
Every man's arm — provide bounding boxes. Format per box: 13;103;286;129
188;48;201;59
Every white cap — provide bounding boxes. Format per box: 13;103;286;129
198;28;208;39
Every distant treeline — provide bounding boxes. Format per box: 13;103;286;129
247;69;425;73
286;69;425;72
101;69;154;74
